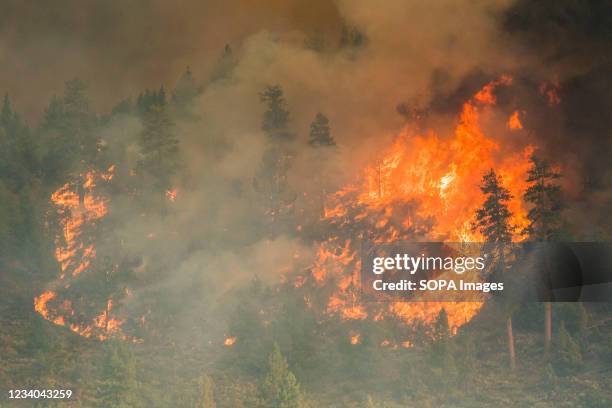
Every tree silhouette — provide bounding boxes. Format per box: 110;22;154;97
523;154;563;355
473;169;517;370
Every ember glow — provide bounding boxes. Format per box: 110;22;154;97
224;336;237;346
165;189;178;202
309;76;535;335
539;80;561;106
507;110;523;130
34;166;136;342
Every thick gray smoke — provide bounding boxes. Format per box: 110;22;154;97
7;0;612;339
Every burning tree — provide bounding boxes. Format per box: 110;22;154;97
34;166;139;342
298;76;533;347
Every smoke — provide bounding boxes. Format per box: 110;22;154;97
10;0;612;339
0;0;341;119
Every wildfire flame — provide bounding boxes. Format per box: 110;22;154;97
507;110;523;130
34;166;138;342
165;189;178;202
309;75;535;337
539;79;561;106
224;336;237;346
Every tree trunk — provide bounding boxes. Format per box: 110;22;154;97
544;302;552;355
507;316;516;370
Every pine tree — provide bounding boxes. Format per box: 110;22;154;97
473;169;514;246
308;113;335;147
255;86;296;223
137;87;167;114
40;79;98;182
306;113;336;219
260;343;304;408
523;154;563;355
196;375;216;408
209;44;235;82
172;67;200;109
433;308;450;342
63;78;89;114
96;341;140;407
260;85;292;141
137;104;179;193
523;154;562;240
430;308;457;384
473;169;517;370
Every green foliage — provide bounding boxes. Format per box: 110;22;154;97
219;381;260;408
433;308;450;341
603;332;612;364
254;85;298;223
95;341;140;407
541;363;557;391
137;87;166;114
253;148;292;200
1;67;611;408
260;85;292;140
196;374;216;408
272;295;324;382
523;154;563;239
0;181;18;256
579;384;611;408
427;309;457;387
40;79;98;182
556;303;588;335
226;279;273;374
172;67;201;111
1;95;38;188
554;321;583;375
362;395;390;408
260;343;305;408
137;104;180;193
473;169;514;244
456;333;477;384
308;113;335;147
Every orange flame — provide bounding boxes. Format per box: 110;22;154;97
224;336;237;346
34;166;138;342
312;76;534;336
539;80;561;106
165;189;177;202
507;110;523;130
474;75;512;105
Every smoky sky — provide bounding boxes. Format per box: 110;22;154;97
1;0;611;196
12;0;612;340
0;0;343;119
